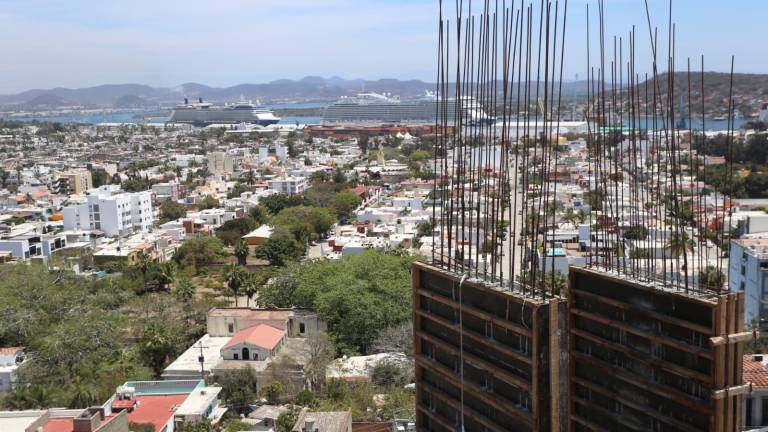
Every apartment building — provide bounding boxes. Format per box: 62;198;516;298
152;181;186;202
207;152;234;176
267;176;309;196
55;169;93;195
63;185;153;236
729;237;768;328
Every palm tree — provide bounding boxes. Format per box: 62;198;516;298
666;231;694;258
28;385;53;409
561;208;578;227
576;209;588;224
141;323;174;377
242;272;261;308
243;169;256;186
68;377;98;408
225;264;246;306
699;265;726;291
173;278;195;303
133;252;154;278
234;241;250;266
153;261;177;291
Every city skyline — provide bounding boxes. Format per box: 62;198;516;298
0;0;763;94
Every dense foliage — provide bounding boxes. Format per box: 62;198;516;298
0;264;216;409
258;250;417;353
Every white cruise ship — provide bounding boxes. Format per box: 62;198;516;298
321;92;494;126
169;98;280;126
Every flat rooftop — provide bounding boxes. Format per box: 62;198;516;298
0;411;45;432
163;334;230;376
175;386;222;417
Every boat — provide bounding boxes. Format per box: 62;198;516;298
321;92;495;126
169;98;280;126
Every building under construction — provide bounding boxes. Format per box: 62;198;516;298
568;267;745;431
412;262;567;432
416;1;749;431
413;262;747;432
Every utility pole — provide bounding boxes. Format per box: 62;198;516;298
197;340;208;381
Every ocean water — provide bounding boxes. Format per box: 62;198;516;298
1;104;324;125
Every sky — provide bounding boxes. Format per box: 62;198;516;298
0;0;762;94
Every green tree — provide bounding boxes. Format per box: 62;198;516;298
371;359;410;388
175;236;226;271
91;169;111;188
276;406;301;432
700;265;726;291
260;194;306;215
68;376;99;408
219;367;257;415
199;195;220;210
623;225;649;241
259;380;284;404
332;168;347;184
234;241;250;266
159;200;187;223
258;250;416;354
242;271;264;308
248;206;267;225
416;218;436;238
225;420;252;432
140;322;176;377
173;278;196;303
272;206;335;243
584;189;605;210
666;231;694;258
330;191;362;221
253;229;305;267
176;420;214;432
225;264;246;306
296;389;316;407
357;135;369;154
150;261;177;291
217;217;258;246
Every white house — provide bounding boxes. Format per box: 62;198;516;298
220;324;286;362
267;177;309;196
0;347;23;394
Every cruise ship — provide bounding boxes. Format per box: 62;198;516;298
321;92;494;126
169;98;281;126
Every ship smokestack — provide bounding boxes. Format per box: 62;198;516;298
184;98;188;105
199;97;203;103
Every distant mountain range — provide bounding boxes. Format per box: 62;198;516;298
0;77;437;110
2;73;765;111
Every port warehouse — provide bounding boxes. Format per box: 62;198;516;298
412;262;746;431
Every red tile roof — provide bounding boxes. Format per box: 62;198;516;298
42;415;119;432
743;355;768;389
42;418;74;432
223;323;285;350
125;394;188;432
0;346;23;356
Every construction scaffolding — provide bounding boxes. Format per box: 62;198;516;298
416;0;747;430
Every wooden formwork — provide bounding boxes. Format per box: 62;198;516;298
568;266;745;432
412;262;567;432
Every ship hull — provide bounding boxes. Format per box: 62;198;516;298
169;106;281;126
